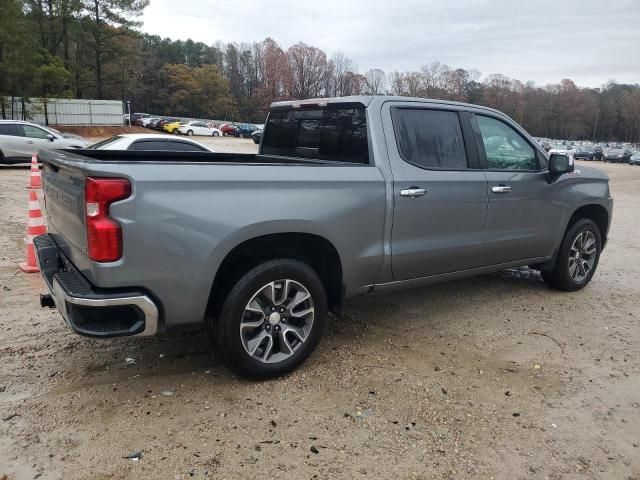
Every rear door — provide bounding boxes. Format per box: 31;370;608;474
471;113;564;263
0;123;27;161
193;122;209;135
383;102;489;280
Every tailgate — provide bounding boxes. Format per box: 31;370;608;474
40;151;89;261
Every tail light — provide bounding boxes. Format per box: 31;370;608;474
85;177;131;262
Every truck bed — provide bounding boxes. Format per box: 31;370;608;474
51;149;364;166
37;147;386;332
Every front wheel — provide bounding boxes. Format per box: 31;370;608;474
212;131;219;137
212;259;327;379
187;130;194;136
542;218;601;291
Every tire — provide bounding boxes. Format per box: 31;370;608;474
187;130;194;136
212;259;328;379
212;131;219;137
0;150;5;164
541;218;601;292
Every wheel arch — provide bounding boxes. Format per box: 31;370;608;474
534;202;610;273
207;232;344;320
567;204;609;244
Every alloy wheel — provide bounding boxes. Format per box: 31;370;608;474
568;230;597;283
239;279;315;364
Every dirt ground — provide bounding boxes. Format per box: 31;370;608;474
1;143;639;479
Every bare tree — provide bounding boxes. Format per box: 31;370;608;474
329;52;356;97
287;42;329;99
364;68;386;95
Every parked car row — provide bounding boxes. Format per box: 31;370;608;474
0;117;221;163
127;112;263;139
536;137;639;165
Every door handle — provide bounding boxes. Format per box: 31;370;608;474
491;185;512;193
400;187;426;198
26;141;34;144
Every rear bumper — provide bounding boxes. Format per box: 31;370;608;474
34;234;159;338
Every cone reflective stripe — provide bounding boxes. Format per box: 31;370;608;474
28;153;42;189
19;189;47;273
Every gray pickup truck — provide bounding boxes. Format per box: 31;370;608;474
35;96;613;378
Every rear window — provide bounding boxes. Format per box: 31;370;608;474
0;123;22;136
128;140;168;151
168;141;207;152
262;105;369;164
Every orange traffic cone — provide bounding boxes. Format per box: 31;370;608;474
19;189;47;273
28;153;42;189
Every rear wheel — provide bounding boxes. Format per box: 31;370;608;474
212;259;327;379
212;131;220;137
542;218;601;291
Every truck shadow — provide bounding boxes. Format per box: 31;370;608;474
49;267;551;392
0;164;31;169
331;267;547;335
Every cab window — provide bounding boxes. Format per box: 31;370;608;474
475;115;538;170
391;108;468;170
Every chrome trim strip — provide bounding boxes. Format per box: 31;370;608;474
50;278;159;336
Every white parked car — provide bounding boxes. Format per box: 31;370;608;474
177;121;223;137
88;134;214;152
0;120;89;164
548;143;576;163
141;117;160;128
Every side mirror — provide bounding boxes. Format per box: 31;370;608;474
548;153;574;181
46;134;55;142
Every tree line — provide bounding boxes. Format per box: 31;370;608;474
1;0;639;142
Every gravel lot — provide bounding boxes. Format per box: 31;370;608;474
1;142;639;479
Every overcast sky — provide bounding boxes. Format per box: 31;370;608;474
141;0;640;88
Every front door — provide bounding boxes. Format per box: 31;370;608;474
20;124;53;157
384;104;489;280
472;113;564;263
